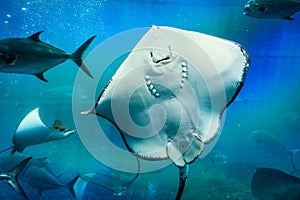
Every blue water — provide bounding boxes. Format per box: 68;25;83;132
0;0;300;199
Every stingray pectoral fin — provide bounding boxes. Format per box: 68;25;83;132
71;36;96;79
35;72;48;82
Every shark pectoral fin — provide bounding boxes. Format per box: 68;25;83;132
28;31;44;42
71;36;96;79
167;142;185;168
35;72;48;82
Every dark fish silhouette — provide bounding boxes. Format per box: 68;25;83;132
0;157;32;199
0;31;95;81
249;130;297;173
244;0;300;20
251;167;300;200
24;166;79;198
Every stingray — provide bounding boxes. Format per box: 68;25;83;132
0;107;75;155
81;26;250;199
251;167;300;199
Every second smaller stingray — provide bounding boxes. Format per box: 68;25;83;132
0;107;75;155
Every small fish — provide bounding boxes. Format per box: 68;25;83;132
251;167;300;199
244;0;300;20
0;157;32;199
0;31;96;81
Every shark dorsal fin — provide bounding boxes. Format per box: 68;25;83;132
28;31;44;42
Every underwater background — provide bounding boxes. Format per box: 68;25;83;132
0;0;300;199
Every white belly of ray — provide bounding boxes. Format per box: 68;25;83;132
96;26;249;167
13;107;75;152
14;108;51;149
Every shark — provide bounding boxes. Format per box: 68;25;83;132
24;165;79;198
0;107;75;155
81;26;250;199
79;157;140;197
251;167;300;199
0;31;95;81
249;129;298;173
244;0;300;20
0;157;32;199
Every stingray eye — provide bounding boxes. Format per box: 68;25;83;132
258;6;265;12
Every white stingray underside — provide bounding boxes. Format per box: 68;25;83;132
13;107;75;152
96;26;249;167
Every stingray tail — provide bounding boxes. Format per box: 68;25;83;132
71;36;96;79
175;165;189;200
3;157;32;199
67;175;80;199
0;146;14;154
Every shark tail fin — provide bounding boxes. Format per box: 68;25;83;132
71;36;96;79
67;175;80;199
5;157;32;199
